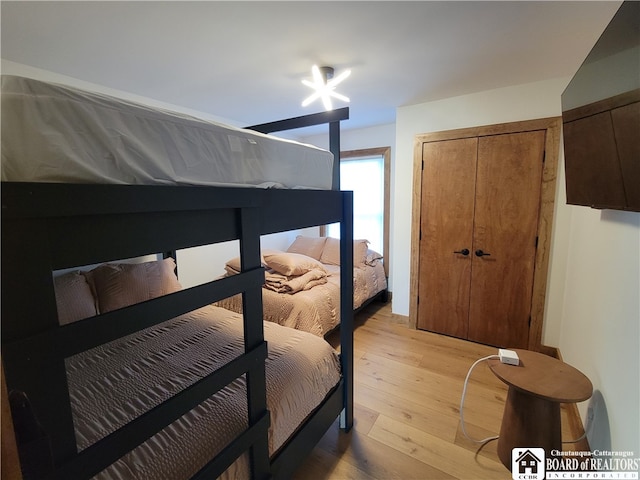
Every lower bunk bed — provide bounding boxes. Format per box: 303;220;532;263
215;236;388;336
1;183;354;480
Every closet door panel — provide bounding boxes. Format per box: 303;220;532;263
417;138;477;337
467;131;545;348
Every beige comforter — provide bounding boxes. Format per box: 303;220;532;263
216;262;387;337
263;268;328;294
65;304;341;479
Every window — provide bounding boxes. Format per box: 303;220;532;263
328;156;384;253
325;147;390;276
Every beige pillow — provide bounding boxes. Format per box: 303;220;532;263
263;251;326;276
53;271;98;325
225;257;242;275
365;249;384;266
224;250;275;275
286;235;327;261
87;258;182;313
354;240;370;266
320;237;369;267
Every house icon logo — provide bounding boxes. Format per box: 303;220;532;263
511;448;545;480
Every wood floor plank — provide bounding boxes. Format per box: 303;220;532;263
313;419;456;480
454;421;501;460
352;402;379;435
354;331;425;367
355;383;460;443
291;440;378;480
368;414;509;480
294;302;583;479
356;352;506;430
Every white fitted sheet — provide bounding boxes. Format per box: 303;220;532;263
1;75;334;189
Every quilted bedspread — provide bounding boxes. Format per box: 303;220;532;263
65;304;341;479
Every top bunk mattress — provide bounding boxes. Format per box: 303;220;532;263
0;75;334;189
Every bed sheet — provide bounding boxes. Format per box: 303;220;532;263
1;75;333;189
65;304;340;479
215;262;387;336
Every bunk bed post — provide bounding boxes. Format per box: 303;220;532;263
329;120;341;190
238;206;271;479
1;218;76;470
339;191;354;431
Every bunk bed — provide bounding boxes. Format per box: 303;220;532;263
216;236;387;336
1;75;354;479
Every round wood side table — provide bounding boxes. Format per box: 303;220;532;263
488;349;592;469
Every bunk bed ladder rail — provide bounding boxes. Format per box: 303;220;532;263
1;184;272;480
339;190;354;431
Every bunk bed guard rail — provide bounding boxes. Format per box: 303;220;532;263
1;183;354;480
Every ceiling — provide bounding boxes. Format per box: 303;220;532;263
1;1;621;136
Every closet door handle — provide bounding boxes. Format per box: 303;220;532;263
453;249;470;256
475;249;491;257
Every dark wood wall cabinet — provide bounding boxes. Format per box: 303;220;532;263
563;89;640;212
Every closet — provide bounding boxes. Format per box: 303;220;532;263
410;118;561;350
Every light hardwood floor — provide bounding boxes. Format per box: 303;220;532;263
293;301;586;480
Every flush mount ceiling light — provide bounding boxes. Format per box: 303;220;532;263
301;65;351;111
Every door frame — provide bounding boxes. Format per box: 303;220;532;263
409;117;561;352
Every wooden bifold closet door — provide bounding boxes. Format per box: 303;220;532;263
417;129;545;348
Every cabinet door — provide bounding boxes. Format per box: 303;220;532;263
564;112;626;209
612;101;640;210
417;138;477;337
467;131;545;348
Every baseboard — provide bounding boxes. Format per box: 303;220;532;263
539;344;559;358
547;345;591;452
564;402;591;452
390;313;410;325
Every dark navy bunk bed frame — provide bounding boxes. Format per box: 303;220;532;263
1;108;353;480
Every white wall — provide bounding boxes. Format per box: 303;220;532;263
1;60;241;126
301;123;396;155
557;204;639;453
548;145;639;453
176;227;319;289
395;77;640;453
